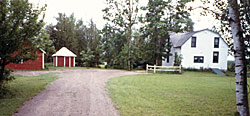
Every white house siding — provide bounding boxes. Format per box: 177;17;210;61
181;30;228;70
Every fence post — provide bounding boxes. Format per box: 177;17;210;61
179;65;182;73
154;65;156;73
146;64;148;73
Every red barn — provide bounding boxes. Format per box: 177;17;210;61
6;49;46;70
52;47;76;67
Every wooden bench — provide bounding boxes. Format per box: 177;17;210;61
146;64;181;73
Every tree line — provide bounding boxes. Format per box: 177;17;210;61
45;0;193;70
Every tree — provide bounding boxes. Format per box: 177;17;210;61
34;29;56;63
47;14;101;67
79;48;95;67
103;0;139;70
140;0;193;65
0;0;45;89
100;23;127;68
200;0;250;115
227;0;249;115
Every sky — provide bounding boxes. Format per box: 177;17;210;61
29;0;219;31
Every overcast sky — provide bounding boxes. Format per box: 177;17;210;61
29;0;219;31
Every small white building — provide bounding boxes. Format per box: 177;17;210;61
162;29;228;71
52;47;77;67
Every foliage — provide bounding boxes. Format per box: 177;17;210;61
102;0;139;70
0;73;58;116
139;0;193;66
80;48;95;67
34;29;56;62
47;14;101;66
107;71;243;116
173;53;183;66
228;61;235;72
102;0;193;70
0;0;45;89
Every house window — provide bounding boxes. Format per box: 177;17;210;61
213;52;219;63
214;37;219;48
191;37;196;47
19;59;23;64
194;56;204;63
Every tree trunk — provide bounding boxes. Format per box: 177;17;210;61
228;0;249;115
0;59;6;85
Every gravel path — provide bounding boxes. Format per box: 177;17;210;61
13;69;138;116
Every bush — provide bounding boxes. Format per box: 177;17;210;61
173;53;182;66
0;68;15;98
228;62;235;72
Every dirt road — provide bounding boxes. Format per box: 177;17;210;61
13;69;138;116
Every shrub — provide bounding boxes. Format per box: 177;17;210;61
173;53;183;66
228;62;235;72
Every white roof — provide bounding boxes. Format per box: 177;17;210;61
52;47;77;57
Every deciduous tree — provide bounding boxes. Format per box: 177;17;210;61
0;0;45;89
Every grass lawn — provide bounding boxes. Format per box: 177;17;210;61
0;73;59;116
106;71;242;116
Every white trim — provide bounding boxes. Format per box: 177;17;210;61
64;57;65;67
56;56;58;67
69;57;71;67
42;53;45;69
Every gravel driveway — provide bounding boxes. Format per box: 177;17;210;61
13;69;138;116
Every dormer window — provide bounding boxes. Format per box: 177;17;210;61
214;37;219;48
191;37;196;48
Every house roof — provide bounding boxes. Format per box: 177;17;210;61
170;29;225;48
52;47;77;57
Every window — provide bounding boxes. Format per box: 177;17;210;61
19;59;23;64
194;56;204;63
213;52;219;63
214;37;219;48
191;37;196;47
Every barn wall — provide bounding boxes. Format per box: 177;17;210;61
6;50;43;70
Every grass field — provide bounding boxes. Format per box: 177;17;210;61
0;73;58;116
106;71;242;116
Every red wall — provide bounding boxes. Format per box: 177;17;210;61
65;57;69;67
6;50;43;70
57;56;64;67
71;57;74;67
53;56;75;67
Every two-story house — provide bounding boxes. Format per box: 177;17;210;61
162;29;228;71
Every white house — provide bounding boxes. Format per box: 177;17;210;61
162;29;228;71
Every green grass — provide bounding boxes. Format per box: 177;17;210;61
106;71;241;116
0;73;59;116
